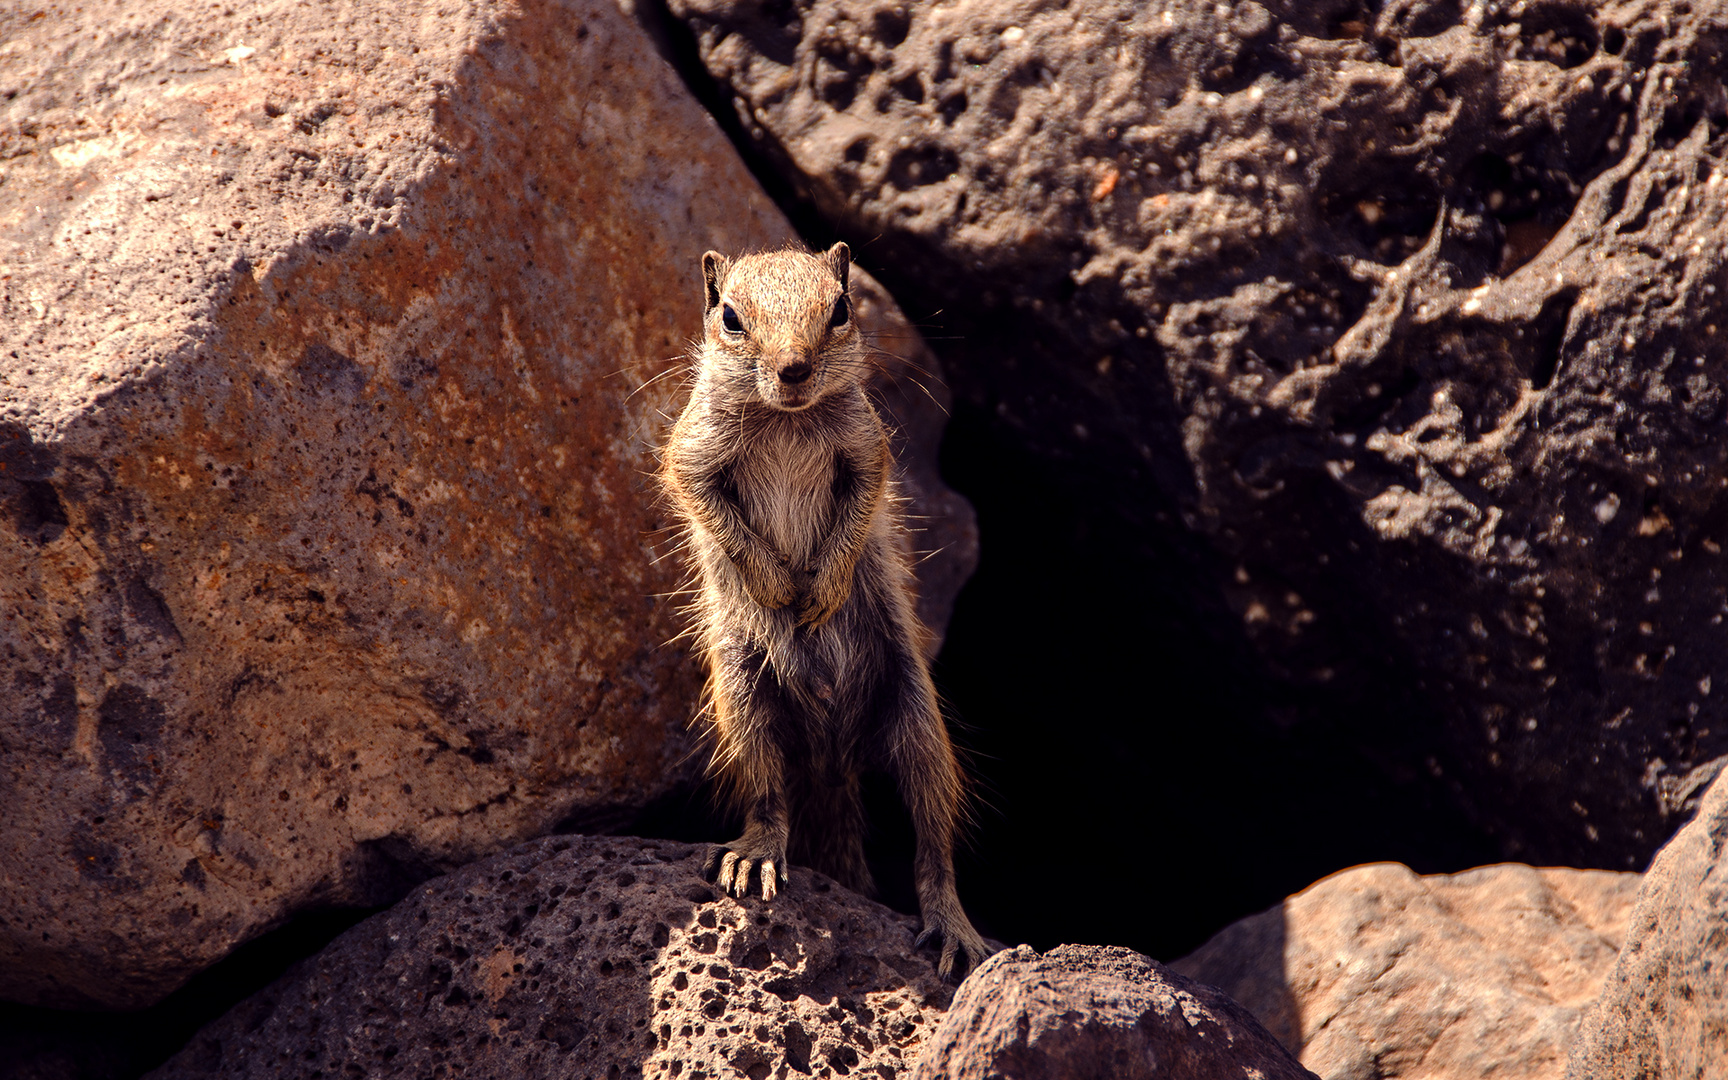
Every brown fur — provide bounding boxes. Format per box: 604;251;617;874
659;243;994;979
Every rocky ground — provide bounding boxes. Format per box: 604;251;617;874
3;0;1726;1077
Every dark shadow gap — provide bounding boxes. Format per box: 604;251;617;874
0;907;377;1080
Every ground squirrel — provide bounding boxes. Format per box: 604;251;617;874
660;243;994;979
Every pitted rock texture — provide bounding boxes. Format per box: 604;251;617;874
1174;861;1641;1080
668;0;1728;864
0;0;973;1008
1568;767;1728;1080
146;835;954;1080
911;944;1317;1080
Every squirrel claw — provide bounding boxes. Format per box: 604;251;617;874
914;916;997;982
707;842;788;901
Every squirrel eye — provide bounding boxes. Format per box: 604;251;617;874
828;295;849;329
721;304;743;334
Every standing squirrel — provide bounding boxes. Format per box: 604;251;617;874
660;243;994;979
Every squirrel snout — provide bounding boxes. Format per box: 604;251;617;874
777;359;813;385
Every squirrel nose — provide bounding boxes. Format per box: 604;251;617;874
778;360;813;385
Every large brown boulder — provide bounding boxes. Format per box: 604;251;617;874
912;944;1317;1080
1175;862;1641;1080
1567;766;1728;1080
0;0;972;1009
667;0;1728;865
145;834;954;1080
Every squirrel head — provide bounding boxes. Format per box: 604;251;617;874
699;243;863;412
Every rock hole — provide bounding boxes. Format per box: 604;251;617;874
738;943;774;970
989;60;1049;121
1529;289;1577;390
1335;363;1423;432
1507;6;1598;68
782;1020;813;1068
933;39;954;82
826;1044;860;1073
886;144;959;189
817;37;873;112
731;0;801;67
12;479;68;543
872;7;910;48
890;73;924;105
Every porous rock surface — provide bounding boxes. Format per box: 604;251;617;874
146;834;954;1080
0;0;973;1008
912;943;1317;1080
1174;861;1641;1080
669;0;1728;864
1567;766;1728;1080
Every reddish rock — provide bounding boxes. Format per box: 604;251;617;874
0;0;971;1008
1175;862;1641;1080
912;944;1318;1080
1567;766;1728;1080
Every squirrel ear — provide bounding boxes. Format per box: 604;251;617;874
701;251;730;312
824;242;850;291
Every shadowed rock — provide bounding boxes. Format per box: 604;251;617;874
667;0;1728;869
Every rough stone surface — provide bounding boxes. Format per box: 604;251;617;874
1174;861;1641;1080
146;834;954;1080
1568;767;1728;1080
668;0;1728;865
0;0;972;1009
912;943;1317;1080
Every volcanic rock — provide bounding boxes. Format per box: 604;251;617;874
1175;861;1641;1080
145;834;954;1080
912;943;1317;1080
1567;766;1728;1080
667;0;1728;866
0;0;972;1008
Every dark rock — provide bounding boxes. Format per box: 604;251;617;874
0;0;972;1008
145;835;954;1080
911;943;1317;1080
1175;862;1641;1080
1567;765;1728;1080
667;0;1728;866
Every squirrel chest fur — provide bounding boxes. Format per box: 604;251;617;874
659;244;993;979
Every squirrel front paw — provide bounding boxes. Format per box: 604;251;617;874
705;839;788;901
743;553;797;610
797;564;852;628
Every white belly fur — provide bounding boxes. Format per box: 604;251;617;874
735;424;835;567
